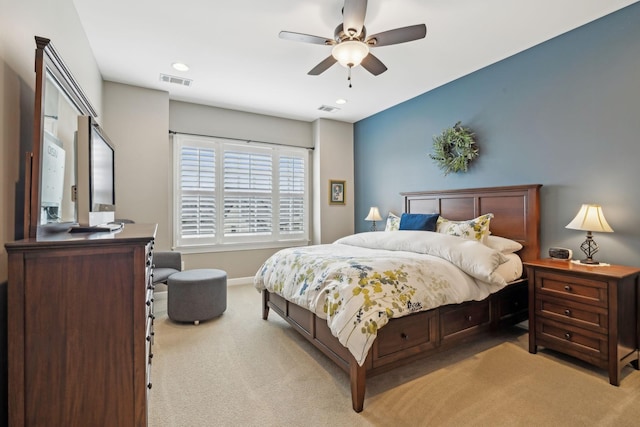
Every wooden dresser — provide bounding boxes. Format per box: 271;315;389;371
5;223;157;426
525;258;640;385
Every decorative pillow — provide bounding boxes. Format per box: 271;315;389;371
399;213;440;231
485;235;523;254
436;213;493;242
385;212;400;231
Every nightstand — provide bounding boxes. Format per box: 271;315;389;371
524;259;640;385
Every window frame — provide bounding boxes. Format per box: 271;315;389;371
172;133;310;253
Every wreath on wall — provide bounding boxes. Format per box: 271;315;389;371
429;121;479;176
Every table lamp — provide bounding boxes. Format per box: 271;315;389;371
565;204;613;264
365;207;382;231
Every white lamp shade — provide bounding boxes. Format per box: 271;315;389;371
566;204;613;233
332;41;370;68
365;207;382;222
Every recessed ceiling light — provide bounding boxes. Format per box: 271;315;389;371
172;62;190;72
336;99;347;105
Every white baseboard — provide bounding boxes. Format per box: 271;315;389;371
228;276;254;287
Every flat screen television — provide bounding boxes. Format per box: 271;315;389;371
75;115;116;227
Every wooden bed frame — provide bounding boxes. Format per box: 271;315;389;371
262;184;541;412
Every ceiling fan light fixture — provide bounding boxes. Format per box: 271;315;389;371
332;40;369;68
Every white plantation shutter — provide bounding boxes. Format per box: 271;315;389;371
279;154;305;234
223;148;273;236
173;134;309;250
179;146;216;237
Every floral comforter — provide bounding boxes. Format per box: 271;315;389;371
254;231;510;366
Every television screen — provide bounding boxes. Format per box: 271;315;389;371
76;115;116;226
90;126;115;211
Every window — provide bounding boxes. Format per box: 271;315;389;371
173;134;309;251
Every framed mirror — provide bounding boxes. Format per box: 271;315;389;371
27;36;97;237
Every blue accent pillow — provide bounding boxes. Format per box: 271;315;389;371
399;213;440;231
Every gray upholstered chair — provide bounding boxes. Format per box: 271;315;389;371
152;251;182;285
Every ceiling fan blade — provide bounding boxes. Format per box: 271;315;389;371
279;31;335;46
360;53;387;76
308;56;338;75
342;0;368;38
366;24;427;47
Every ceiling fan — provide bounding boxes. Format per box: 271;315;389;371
279;0;427;87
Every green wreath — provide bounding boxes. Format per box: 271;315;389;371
429;121;478;176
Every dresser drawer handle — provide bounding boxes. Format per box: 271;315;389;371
564;332;572;340
466;315;472;322
564;309;571;316
564;285;571;292
400;333;409;341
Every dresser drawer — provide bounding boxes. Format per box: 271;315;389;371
536;295;608;333
535;270;607;308
536;317;608;362
441;299;490;340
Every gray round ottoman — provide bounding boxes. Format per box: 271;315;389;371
167;269;227;325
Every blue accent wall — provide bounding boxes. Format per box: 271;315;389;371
354;3;640;266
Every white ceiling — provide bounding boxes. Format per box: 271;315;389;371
72;0;637;123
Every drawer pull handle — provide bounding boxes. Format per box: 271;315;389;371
564;285;571;292
564;309;571;316
565;332;572;340
400;333;409;341
466;315;472;322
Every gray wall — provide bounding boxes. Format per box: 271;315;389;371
354;4;640;267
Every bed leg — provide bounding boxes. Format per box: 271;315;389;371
262;290;270;320
349;357;366;413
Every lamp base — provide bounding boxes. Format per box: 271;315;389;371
578;232;600;265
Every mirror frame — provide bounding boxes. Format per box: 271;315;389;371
27;36;98;238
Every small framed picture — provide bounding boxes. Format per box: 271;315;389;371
329;180;346;205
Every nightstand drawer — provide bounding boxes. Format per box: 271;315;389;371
534;270;607;307
536;295;608;334
536;318;608;361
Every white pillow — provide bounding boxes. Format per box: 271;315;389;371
484;235;523;254
385;212;400;231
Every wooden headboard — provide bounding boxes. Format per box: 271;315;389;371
401;184;542;262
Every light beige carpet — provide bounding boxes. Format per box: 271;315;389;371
149;285;640;427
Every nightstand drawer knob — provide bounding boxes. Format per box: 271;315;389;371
565;332;572;340
401;333;409;341
466;315;472;322
565;309;571;316
564;285;571;292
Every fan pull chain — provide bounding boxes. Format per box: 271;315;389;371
348;65;352;88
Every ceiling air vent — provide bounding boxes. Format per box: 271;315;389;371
318;105;340;113
159;73;193;87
